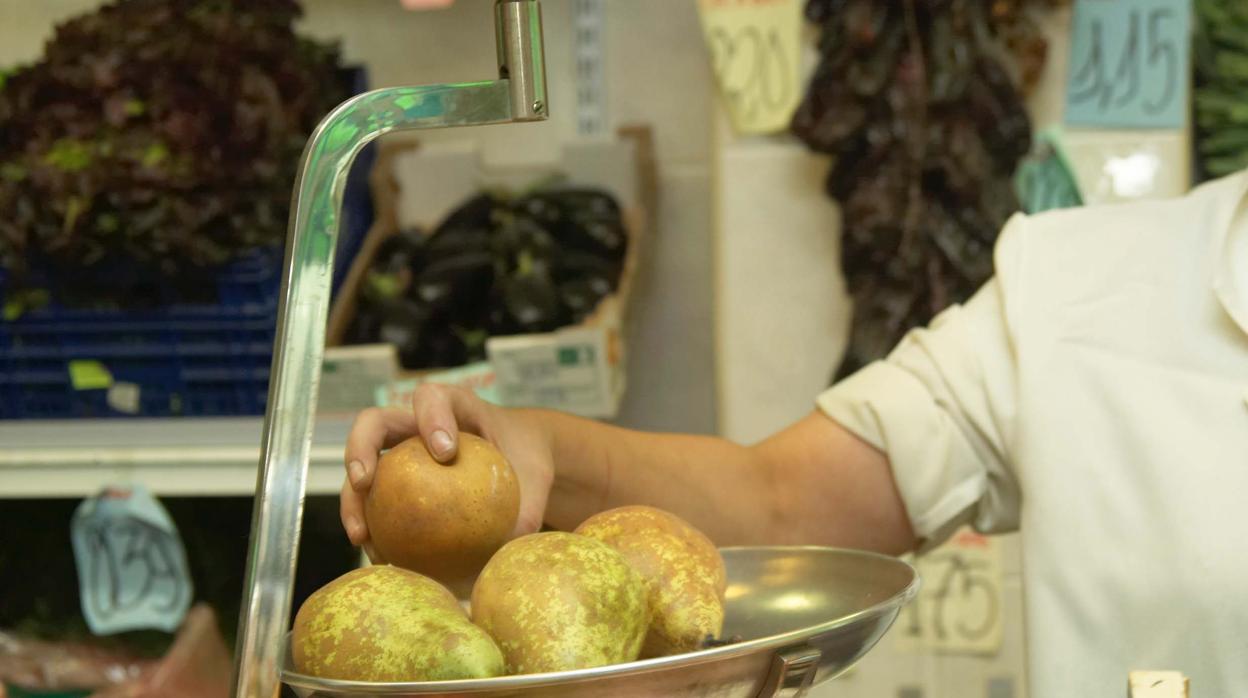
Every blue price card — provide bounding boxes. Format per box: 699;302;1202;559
71;484;193;635
1064;0;1192;129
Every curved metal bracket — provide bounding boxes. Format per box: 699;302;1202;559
756;645;822;698
230;3;547;697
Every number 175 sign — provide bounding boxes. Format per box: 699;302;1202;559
1065;0;1192;129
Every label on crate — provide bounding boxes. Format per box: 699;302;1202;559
320;344;401;415
68;360;113;390
487;327;619;418
107;382;142;414
71;484;193;634
374;361;502;409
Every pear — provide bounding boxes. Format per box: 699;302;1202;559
470;531;649;674
291;565;504;681
365;432;519;592
575;505;726;657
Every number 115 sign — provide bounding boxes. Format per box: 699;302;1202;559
1065;0;1193;129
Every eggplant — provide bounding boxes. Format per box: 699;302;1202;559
555;215;627;262
424;227;492;259
433;192;496;237
558;276;612;322
417;325;470;368
513;193;563;228
490;214;557;267
515;189;628;261
376;298;434;368
411;251;495;318
499;255;567;332
553;251;621;287
373;227;427;272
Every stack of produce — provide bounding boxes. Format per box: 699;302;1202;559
291;435;728;681
0;0;346;306
791;0;1060;379
344;186;629;370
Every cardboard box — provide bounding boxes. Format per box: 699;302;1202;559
324;127;655;419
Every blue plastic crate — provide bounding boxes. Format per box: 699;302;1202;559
0;70;377;420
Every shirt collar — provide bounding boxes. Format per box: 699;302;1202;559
1212;170;1248;337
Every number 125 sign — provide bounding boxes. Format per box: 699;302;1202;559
1064;0;1192;129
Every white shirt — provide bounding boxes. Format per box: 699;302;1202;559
817;171;1248;696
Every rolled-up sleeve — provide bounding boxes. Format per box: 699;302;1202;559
817;218;1026;552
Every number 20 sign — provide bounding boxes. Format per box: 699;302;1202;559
1064;0;1192;129
697;0;803;135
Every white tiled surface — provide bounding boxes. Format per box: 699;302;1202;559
604;1;714;166
712;131;851;444
614;166;717;434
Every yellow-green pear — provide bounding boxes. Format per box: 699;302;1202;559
292;565;504;681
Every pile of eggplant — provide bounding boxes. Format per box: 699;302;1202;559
345;186;628;370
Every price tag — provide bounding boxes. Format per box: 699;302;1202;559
1015;128;1084;214
1064;0;1192;129
697;0;803;135
71;484;193;635
68;360;113;390
896;528;1004;655
106;381;142;414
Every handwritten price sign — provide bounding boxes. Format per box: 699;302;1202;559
698;0;802;135
1064;0;1192;129
896;528;1004;655
71;485;193;634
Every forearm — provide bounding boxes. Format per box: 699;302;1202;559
522;409;781;545
520;408;916;554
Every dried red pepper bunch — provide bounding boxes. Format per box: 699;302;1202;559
793;0;1061;379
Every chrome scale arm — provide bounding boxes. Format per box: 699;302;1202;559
231;3;547;696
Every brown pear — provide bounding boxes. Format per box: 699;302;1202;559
364;432;519;592
575;505;726;657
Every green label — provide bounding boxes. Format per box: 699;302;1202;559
68;360;113;390
1015;129;1084;215
558;345;596;366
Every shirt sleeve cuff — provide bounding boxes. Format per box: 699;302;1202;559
816;361;988;553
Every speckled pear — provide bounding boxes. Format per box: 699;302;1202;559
470;531;650;674
291;565;505;681
575;505;726;657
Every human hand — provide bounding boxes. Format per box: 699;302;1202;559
340;385;554;561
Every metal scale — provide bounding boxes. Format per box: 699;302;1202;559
231;3;918;696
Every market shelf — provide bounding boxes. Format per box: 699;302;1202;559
0;417;353;498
